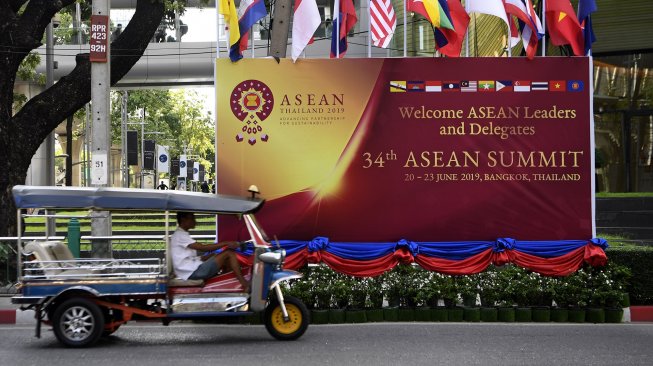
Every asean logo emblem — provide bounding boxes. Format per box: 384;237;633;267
230;80;273;145
159;154;167;163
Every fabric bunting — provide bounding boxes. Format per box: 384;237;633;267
234;237;609;278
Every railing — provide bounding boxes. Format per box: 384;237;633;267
22;258;164;281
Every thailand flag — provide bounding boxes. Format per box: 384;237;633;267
291;0;321;61
330;0;358;58
503;0;543;60
230;0;268;61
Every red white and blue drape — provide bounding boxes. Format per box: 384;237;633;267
234;237;609;277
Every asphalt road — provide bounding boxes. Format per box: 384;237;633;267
1;322;652;366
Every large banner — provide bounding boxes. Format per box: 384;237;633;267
216;58;593;243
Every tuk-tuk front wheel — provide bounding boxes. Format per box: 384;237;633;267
264;295;309;340
52;298;105;347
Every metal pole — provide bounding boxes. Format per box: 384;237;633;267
403;0;407;57
121;91;128;187
45;21;56;236
367;0;371;58
141;111;145;188
75;2;82;44
541;0;546;57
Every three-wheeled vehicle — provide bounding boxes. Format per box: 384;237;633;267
11;185;309;347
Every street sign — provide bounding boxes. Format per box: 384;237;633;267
89;15;109;62
91;151;108;185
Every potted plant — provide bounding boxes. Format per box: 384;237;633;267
345;276;368;323
310;265;334;324
380;269;400;321
478;267;500;322
329;271;350;323
366;276;385;322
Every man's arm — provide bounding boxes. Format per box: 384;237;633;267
187;241;239;253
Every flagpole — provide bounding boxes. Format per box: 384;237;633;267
403;0;407;57
507;24;511;57
216;3;222;58
464;0;469;57
368;0;372;57
337;2;341;57
251;26;255;58
541;0;546;56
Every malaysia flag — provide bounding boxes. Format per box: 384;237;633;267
330;0;358;58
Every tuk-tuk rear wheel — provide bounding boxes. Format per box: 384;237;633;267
264;295;309;341
52;298;104;348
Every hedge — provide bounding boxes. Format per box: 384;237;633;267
607;246;653;305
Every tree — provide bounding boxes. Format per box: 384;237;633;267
0;0;166;237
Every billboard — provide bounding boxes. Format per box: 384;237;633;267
216;58;593;243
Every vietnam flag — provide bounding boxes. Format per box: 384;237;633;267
545;0;584;56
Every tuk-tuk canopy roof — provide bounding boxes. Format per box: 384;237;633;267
12;185;263;214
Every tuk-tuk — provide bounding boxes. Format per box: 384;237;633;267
10;185;309;347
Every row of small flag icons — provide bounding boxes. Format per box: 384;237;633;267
389;80;584;93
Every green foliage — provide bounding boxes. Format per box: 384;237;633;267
606;246;653;305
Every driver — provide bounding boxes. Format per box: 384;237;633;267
171;212;249;291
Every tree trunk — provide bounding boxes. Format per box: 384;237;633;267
0;0;165;237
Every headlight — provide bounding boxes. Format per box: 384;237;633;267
258;250;285;264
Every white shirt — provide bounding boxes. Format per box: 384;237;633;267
170;227;202;280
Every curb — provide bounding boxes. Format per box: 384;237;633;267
0;309;35;325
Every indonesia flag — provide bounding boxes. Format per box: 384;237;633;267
292;0;321;61
370;0;396;48
232;0;268;60
330;0;358;58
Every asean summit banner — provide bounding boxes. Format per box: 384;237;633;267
216;58;601;275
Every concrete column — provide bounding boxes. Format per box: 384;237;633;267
91;0;112;257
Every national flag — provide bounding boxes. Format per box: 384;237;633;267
193;161;200;182
549;80;566;91
434;0;470;57
292;0;321;61
545;0;584;56
466;0;509;31
219;0;241;62
531;81;548;91
496;80;513;91
179;154;187;176
461;80;478;92
370;0;396;48
425;81;443;92
577;0;597;55
407;0;454;31
407;81;425;92
478;80;495;91
514;80;531;92
503;0;543;60
443;81;460;92
156;145;169;173
567;80;584;92
236;0;268;59
390;81;406;92
330;0;358;58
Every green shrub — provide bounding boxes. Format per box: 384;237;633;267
607;246;653;305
